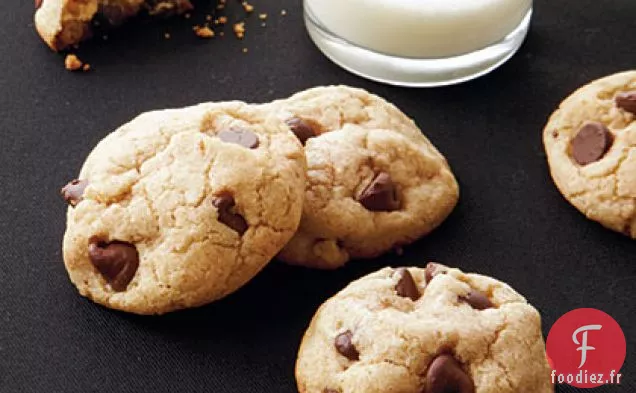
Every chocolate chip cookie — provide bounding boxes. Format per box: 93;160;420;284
543;71;636;238
266;86;459;268
296;263;553;393
35;0;193;51
61;102;306;314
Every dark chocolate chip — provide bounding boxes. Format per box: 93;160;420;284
460;290;493;310
616;91;636;115
61;179;89;207
35;0;43;9
570;122;613;165
88;239;139;292
285;117;318;145
357;172;400;212
335;331;359;361
394;268;420;301
213;192;248;235
218;128;259;149
426;354;475;393
425;262;448;284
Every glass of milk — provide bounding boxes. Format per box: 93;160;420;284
304;0;533;87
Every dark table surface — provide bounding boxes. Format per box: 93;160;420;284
1;0;634;392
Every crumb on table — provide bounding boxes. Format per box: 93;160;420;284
194;26;215;38
64;54;86;72
242;2;254;12
233;22;245;39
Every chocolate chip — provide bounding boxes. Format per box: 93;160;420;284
35;0;43;9
88;239;139;292
616;91;636;115
61;179;89;207
213;192;248;235
426;354;475;393
460;290;493;310
394;268;420;301
335;331;359;361
357;172;400;212
285;117;318;145
425;262;448;284
218;128;259;149
570;122;613;165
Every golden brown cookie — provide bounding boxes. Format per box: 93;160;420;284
543;71;636;238
60;102;306;314
296;263;553;393
265;86;459;269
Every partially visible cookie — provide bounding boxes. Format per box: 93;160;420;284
61;102;306;314
35;0;193;51
543;71;636;238
296;263;553;393
265;86;459;268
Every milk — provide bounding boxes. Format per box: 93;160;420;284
306;0;533;58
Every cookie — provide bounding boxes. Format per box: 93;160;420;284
296;263;552;393
35;0;193;51
265;86;459;268
60;102;306;314
543;71;636;238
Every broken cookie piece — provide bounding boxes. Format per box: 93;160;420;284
35;0;194;51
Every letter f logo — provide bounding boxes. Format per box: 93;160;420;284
573;325;602;368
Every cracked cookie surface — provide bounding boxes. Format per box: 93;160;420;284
62;102;306;314
543;71;636;238
296;264;552;393
264;86;459;268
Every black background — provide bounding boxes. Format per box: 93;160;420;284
1;0;634;392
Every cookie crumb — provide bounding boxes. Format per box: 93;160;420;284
102;35;108;40
206;14;212;21
64;54;83;71
219;31;225;37
281;9;287;16
242;47;248;53
82;63;91;72
164;32;171;39
195;26;215;38
233;22;245;39
218;16;228;24
261;22;266;27
258;13;267;20
184;12;191;19
242;2;254;12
